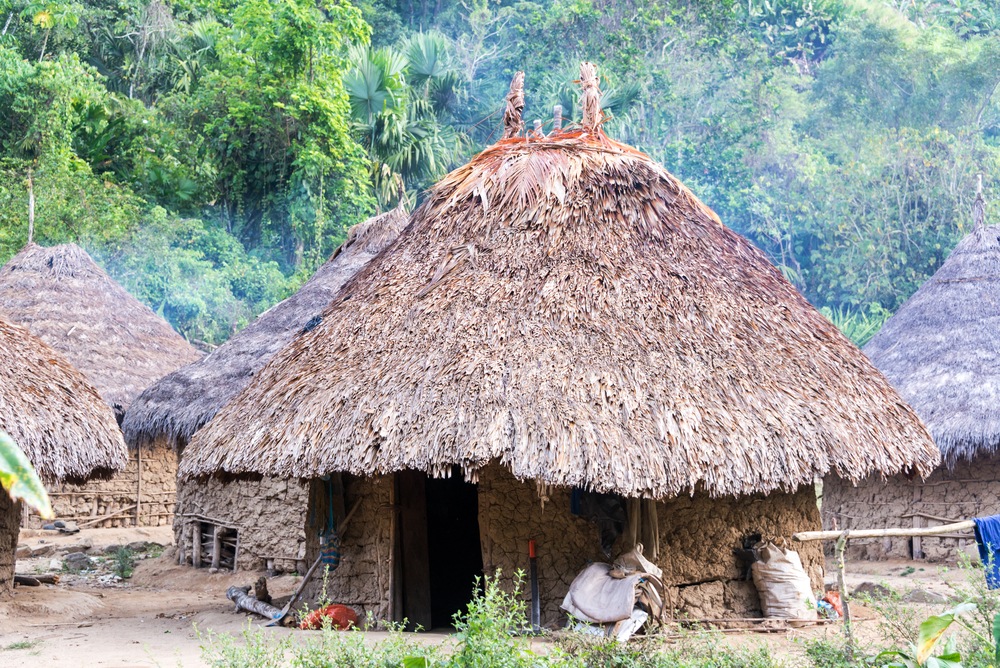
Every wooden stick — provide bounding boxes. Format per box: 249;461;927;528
793;520;976;542
76;505;138;528
835;532;853;660
135;445;142;527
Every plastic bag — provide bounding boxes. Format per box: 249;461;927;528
750;542;818;620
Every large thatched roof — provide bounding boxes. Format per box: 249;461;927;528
0;317;126;482
0;243;202;420
179;68;938;499
122;205;410;446
864;212;1000;467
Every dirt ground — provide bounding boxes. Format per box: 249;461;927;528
0;528;982;667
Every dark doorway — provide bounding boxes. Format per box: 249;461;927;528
396;469;483;630
425;472;483;628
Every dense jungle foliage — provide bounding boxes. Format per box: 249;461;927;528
0;0;997;345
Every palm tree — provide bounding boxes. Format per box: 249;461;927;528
345;33;466;208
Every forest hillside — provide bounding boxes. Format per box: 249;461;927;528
0;0;997;346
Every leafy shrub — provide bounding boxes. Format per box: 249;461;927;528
113;546;136;579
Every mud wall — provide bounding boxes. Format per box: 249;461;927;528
174;476;310;571
302;476;394;621
823;458;996;562
478;466;824;625
24;438;177;529
1;493;19;596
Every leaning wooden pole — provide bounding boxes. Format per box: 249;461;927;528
793;520;976;542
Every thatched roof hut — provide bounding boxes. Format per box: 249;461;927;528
0;317;126;595
0;243;202;420
180;67;938;499
122;205;410;447
824;185;998;562
863;202;999;467
0;317;126;482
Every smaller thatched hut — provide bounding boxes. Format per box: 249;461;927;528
179;66;939;625
0;243;202;528
123;205;409;571
0;317;126;595
824;183;1000;561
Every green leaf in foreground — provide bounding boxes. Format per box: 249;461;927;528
0;430;53;518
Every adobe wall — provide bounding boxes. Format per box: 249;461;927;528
24;438;177;529
478;466;824;625
823;457;998;562
1;493;19;597
302;476;394;621
174;476;311;571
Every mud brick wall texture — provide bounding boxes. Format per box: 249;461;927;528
25;438;178;529
174;476;310;571
823;458;998;562
291;466;823;625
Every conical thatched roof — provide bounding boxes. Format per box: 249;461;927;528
864;215;1000;467
0;317;126;482
179;69;938;498
0;243;202;420
122;205;410;446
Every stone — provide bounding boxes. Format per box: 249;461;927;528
852;582;894;600
30;544;55;558
903;588;948;604
104;544;125;555
15;544;31;559
60;540;92;554
63;552;95;572
126;541;150;552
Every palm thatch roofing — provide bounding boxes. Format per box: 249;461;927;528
0;243;202;421
864;194;1000;467
122;205;411;447
179;66;939;499
0;317;126;482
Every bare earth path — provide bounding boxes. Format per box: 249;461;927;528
0;527;980;667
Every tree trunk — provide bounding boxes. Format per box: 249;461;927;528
1;491;22;597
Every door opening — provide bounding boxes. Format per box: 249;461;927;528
397;469;483;630
425;471;483;628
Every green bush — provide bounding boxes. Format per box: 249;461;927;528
113;546;136;580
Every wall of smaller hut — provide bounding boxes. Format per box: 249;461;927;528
174;475;310;571
1;492;20;596
823;458;999;562
478;466;824;625
24;438;177;529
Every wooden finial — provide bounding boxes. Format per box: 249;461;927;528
553;105;563;132
502;72;525;139
579;62;602;131
973;173;985;230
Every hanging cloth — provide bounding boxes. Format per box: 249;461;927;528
626;498;659;560
973;515;1000;589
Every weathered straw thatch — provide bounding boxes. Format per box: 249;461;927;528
864;191;1000;467
122;205;411;446
181;67;938;499
0;317;126;482
0;243;202;420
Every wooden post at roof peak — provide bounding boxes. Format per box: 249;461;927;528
973;173;986;230
579;62;603;132
502;72;525;139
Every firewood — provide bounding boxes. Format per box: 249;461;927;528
226;585;283;622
